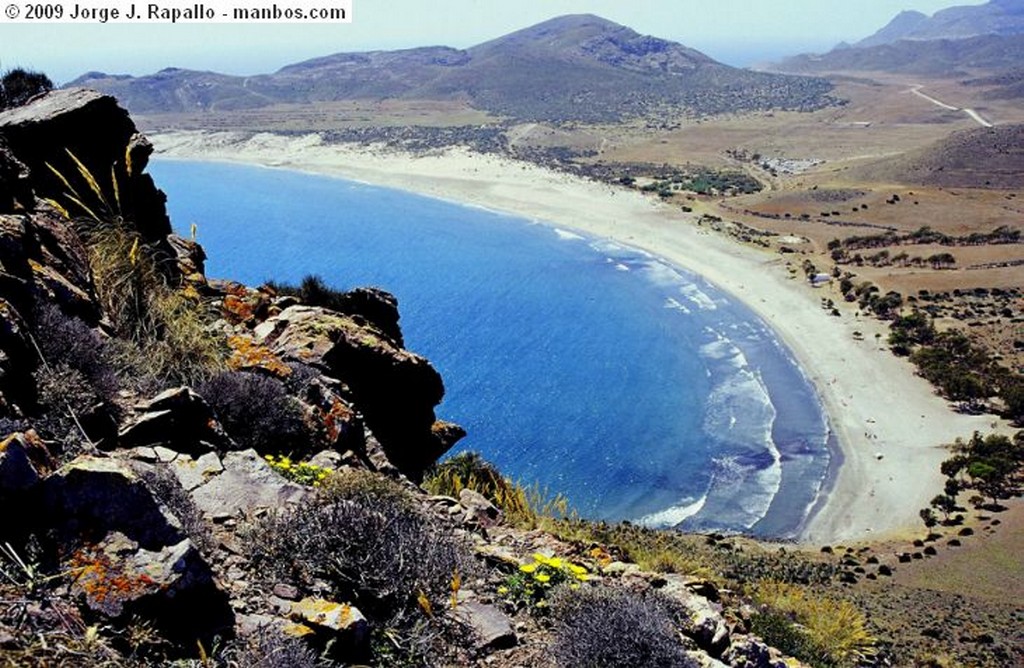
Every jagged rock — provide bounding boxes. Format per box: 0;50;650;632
0;209;96;323
0;432;40;493
118;386;231;454
167;233;207;284
336;287;404;346
0;137;31;212
649;573;730;656
687;651;730;668
69;531;198;616
68;530;233;643
299;376;365;455
459;487;503;528
254;305;461;478
167;451;224;492
721;636;786;668
452;601;516;651
0;89;173;249
288;597;369;653
188;449;311;522
44;455;186;549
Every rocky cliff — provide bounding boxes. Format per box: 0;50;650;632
0;90;811;667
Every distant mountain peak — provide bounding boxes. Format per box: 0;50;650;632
854;0;1024;48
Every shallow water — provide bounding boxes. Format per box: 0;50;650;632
151;159;831;537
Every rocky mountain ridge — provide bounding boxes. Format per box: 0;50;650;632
854;0;1024;47
0;89;813;666
773;0;1024;81
69;14;837;122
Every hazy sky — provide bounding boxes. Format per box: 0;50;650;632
1;0;986;84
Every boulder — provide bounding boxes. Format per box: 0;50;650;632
118;386;232;454
188;449;311;522
0;89;172;247
650;573;730;656
452;601;516;651
335;287;404;346
0;432;40;493
721;636;786;668
68;530;233;643
255;305;461;478
287;597;369;659
459;487;503;528
43;455;186;550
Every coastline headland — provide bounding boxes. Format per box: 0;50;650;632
152;130;999;544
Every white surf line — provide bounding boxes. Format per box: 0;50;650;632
908;85;994;127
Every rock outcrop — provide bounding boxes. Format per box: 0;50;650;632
254;304;463;478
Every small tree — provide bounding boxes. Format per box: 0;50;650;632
0;68;53;109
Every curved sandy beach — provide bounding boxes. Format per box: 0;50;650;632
152;130;999;544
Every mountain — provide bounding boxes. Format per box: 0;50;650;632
856;10;929;48
69;14;835;122
856;0;1024;47
774;33;1024;78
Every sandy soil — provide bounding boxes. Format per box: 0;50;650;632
151;130;1000;544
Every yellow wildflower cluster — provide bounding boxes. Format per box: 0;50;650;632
264;454;330;487
498;552;589;614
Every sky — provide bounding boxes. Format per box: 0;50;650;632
0;0;987;84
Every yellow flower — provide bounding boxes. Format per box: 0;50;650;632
547;557;564;569
568;563;588;576
573;573;589;582
534;573;550;583
264;454;275;462
497;586;509;595
519;563;537;573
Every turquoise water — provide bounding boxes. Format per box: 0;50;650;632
150;159;831;538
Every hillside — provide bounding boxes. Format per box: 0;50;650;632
855;0;1024;47
774;32;1024;78
69;14;836;122
850;123;1024;189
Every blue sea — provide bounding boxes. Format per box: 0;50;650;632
150;159;832;538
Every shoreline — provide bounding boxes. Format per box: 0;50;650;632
151;130;998;545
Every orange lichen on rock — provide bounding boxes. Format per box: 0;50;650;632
69;547;160;615
226;335;291;377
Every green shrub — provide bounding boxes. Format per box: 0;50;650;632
0;68;53;109
424;451;576;529
265;275;348;312
749;609;813;661
198;371;310;455
750;581;875;667
499;553;589;615
321;467;415;510
550;586;695;668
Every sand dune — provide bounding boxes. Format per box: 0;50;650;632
153;130;999;544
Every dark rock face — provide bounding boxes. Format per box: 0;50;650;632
255;305;462;479
0;88;173;252
0;138;31;212
118;386;232;454
43;456;187;549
